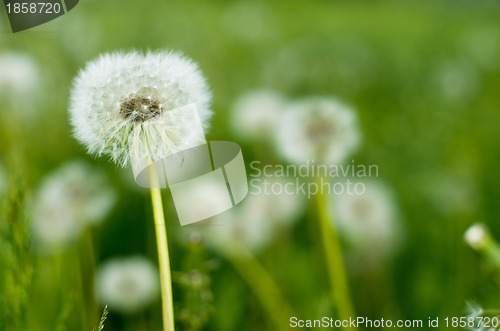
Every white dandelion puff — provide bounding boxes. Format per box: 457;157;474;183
276;97;360;165
333;180;402;266
182;177;304;254
464;223;488;250
230;90;286;141
69;50;212;167
95;256;160;313
31;161;116;252
0;52;40;96
0;51;41;117
433;58;480;104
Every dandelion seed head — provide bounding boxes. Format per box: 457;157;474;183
276;98;360;165
230;90;286;140
180;177;304;254
333;180;402;266
434;59;480;104
95;256;160;313
0;52;40;96
464;223;488;250
31;161;116;253
69;50;212;167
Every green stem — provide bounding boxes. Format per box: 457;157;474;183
315;176;356;328
222;241;294;331
79;228;98;325
148;164;175;331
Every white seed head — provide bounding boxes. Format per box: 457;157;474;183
464;223;488;250
95;256;160;313
31;161;116;253
69;50;212;167
230;90;286;140
276;97;360;165
434;59;479;104
333;180;402;261
181;177;304;254
0;52;40;97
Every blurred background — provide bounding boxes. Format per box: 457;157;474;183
1;0;500;330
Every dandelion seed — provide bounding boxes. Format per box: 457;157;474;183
69;50;212;167
276;97;360;165
95;256;160;313
333;180;402;268
230;90;286;141
31;161;116;253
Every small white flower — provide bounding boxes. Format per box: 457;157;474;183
69;50;212;167
31;161;116;252
464;223;488;250
95;256;160;313
276;98;360;165
230;90;286;141
0;52;40;99
333;180;402;264
182;177;304;254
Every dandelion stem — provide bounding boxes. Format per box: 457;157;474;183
148;164;175;331
315;176;356;329
222;242;294;331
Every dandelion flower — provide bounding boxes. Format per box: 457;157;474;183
69;50;212;167
333;180;402;265
31;161;116;252
464;223;488;250
230;90;286;141
95;256;160;313
276;97;360;165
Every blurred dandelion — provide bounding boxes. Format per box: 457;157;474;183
433;58;480;105
0;52;40;97
333;180;403;270
0;52;40;114
69;50;212;331
31;161;116;253
95;256;160;313
276;97;360;165
178;178;302;330
230;90;286;142
275;97;361;326
199;177;303;253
